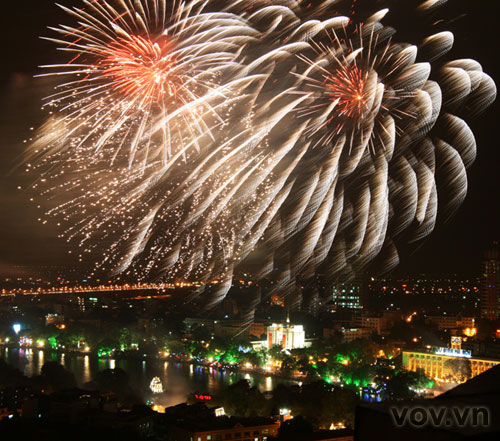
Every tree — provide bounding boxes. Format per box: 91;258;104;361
297;357;318;379
214;379;270;417
166;340;187;355
385;369;430;400
95;368;129;395
269;344;285;360
280;355;297;376
118;327;132;351
254;347;269;368
271;381;358;430
0;360;28;389
40;362;77;392
444;358;472;382
191;325;212;342
94;367;141;405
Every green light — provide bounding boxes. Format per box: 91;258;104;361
48;336;58;350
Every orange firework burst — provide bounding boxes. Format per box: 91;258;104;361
101;35;179;101
325;64;366;119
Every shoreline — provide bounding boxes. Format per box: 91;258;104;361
0;343;304;382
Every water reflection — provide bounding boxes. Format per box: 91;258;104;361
0;347;297;407
265;376;273;392
83;355;91;384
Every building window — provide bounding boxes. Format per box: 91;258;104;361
216;436;222;441
207;437;212;441
225;435;232;440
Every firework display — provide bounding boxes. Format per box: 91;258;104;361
29;0;496;307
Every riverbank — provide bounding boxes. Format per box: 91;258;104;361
0;342;306;382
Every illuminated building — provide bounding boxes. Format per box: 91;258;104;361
332;279;366;310
77;296;86;313
403;337;500;381
424;315;475;331
215;321;267;340
45;313;65;326
340;327;373;342
267;320;305;350
480;243;500;320
353;311;400;335
165;404;280;441
168;416;279;441
214;408;225;417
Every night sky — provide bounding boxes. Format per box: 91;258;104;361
0;0;498;279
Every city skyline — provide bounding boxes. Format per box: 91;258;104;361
1;3;499;439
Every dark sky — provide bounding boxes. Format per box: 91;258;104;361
0;0;498;279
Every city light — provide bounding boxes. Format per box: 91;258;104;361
329;422;346;430
434;347;472;359
215;407;226;417
464;327;477;337
0;0;496;435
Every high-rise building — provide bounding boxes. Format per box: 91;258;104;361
332;277;367;311
480;243;500;320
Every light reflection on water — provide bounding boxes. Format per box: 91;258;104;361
83;355;91;384
0;347;297;407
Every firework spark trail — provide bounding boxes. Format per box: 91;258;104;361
233;0;496;304
33;0;261;168
29;0;496;309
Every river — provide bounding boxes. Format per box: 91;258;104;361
0;346;298;407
